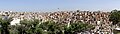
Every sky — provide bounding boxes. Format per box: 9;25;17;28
0;0;120;12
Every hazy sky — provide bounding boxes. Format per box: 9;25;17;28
0;0;120;12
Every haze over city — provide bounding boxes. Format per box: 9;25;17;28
0;0;120;12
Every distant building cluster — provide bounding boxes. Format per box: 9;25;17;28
45;11;113;34
0;10;119;34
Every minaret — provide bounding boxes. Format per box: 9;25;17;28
57;8;60;11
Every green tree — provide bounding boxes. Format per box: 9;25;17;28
9;19;94;34
39;20;64;34
9;19;46;34
109;9;120;25
64;22;94;34
0;17;13;34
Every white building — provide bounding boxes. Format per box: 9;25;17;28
10;18;20;25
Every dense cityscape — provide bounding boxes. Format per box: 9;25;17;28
0;10;120;34
0;0;120;34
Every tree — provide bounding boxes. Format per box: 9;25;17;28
64;22;94;34
0;17;13;34
109;9;120;25
39;20;64;34
9;19;94;34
